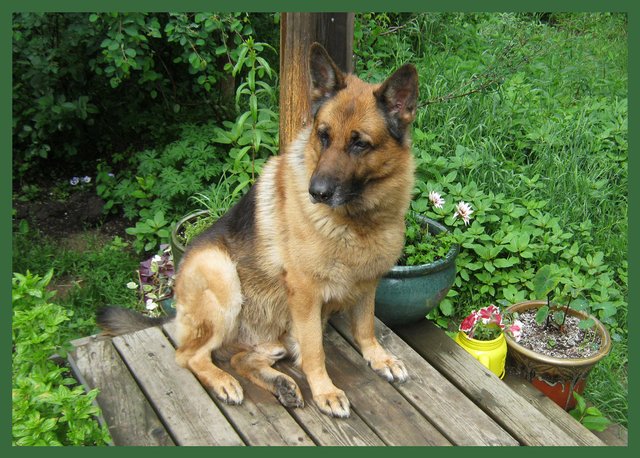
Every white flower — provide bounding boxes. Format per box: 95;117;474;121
69;177;80;186
152;255;162;264
107;172;115;178
453;201;473;225
82;176;91;184
428;191;445;209
145;299;158;311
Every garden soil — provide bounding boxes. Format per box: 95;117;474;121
515;309;602;359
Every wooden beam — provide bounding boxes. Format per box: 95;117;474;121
278;13;354;149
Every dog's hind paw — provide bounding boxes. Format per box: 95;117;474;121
274;376;304;408
314;389;350;418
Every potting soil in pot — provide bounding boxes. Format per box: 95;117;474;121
516;310;602;359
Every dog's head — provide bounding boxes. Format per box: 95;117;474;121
307;43;418;211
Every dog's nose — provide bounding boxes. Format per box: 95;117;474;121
309;175;336;204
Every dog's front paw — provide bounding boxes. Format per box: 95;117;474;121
368;356;408;383
314;389;350;418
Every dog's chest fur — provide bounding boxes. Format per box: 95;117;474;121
253;132;408;305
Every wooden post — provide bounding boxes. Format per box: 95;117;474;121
278;13;354;149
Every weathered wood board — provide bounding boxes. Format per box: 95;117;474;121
70;316;606;446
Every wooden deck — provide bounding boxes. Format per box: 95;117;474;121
69;315;617;446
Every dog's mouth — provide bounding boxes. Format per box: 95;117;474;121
308;191;356;208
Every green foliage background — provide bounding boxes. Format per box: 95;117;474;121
12;12;628;443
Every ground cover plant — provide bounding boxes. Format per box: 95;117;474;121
12;12;627;443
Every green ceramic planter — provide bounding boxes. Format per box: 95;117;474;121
374;216;459;326
170;210;211;268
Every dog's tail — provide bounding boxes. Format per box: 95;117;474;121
96;306;172;337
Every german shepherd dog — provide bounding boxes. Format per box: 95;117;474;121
98;43;418;418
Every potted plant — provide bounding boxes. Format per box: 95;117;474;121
453;304;523;378
171;179;245;267
504;265;612;410
374;192;465;326
127;244;176;316
171;209;212;268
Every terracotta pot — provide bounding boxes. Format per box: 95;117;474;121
375;216;459;326
505;300;612;410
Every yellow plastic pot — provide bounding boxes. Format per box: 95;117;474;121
454;332;507;379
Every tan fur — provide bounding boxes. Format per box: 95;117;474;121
171;45;417;418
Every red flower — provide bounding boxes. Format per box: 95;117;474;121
459;312;479;333
477;304;498;322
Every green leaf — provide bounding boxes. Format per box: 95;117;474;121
585;406;604;417
573;391;587;416
570;298;589;312
533;265;560;298
535;305;550;325
578;318;595;329
153;211;166;226
581;416;611;432
494;257;519;268
552;310;565;326
439;299;453;316
232;45;249;76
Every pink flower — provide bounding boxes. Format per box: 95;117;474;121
507;320;524;342
477;304;502;326
459;312;479;333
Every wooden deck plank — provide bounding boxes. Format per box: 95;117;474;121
592;423;628;447
394;320;605;446
238;379;316;446
162;322;314;446
69;339;174;446
331;315;518;446
323;326;451;446
112;327;244;446
277;362;386;446
503;374;612;446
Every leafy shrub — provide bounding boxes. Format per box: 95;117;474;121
96;122;226;222
413;146;627;342
12;13;280;180
12;270;110;445
96;36;278;253
12;13;100;177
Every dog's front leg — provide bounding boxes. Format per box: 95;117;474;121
287;275;350;418
350;284;408;383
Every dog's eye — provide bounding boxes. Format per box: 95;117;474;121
317;130;330;148
350;139;371;153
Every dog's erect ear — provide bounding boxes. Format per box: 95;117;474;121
309;43;346;115
374;64;419;142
